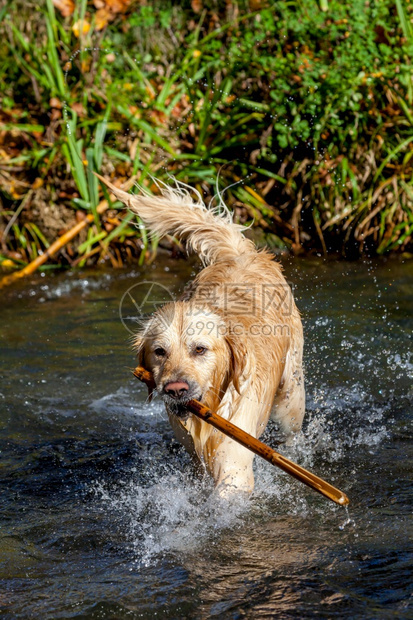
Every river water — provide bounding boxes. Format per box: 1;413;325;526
1;255;412;618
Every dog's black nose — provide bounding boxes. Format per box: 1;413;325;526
164;381;189;399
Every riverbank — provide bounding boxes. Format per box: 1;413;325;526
1;0;413;271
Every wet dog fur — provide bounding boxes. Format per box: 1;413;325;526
97;175;305;495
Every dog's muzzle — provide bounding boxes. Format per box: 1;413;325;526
163;381;190;399
162;380;201;419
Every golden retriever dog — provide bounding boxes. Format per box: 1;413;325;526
97;175;305;495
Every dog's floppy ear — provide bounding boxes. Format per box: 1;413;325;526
225;332;246;394
134;334;145;365
134;335;155;402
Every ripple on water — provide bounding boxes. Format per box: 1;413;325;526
1;258;412;617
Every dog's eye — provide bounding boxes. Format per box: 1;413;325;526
194;346;207;356
154;347;166;357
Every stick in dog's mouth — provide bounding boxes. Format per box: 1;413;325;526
133;366;350;507
163;398;196;421
160;380;202;419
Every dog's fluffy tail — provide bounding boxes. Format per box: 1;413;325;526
95;174;255;265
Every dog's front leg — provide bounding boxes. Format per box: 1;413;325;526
210;437;256;496
204;393;268;495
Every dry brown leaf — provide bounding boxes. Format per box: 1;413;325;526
191;0;203;13
95;7;114;30
94;0;133;28
71;102;86;116
49;97;62;109
32;178;44;190
249;0;265;9
52;0;75;17
105;0;132;12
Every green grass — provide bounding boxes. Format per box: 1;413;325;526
0;0;413;269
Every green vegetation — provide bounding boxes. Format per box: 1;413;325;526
1;0;413;270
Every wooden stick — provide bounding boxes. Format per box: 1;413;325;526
0;200;108;290
0;174;138;289
133;366;349;506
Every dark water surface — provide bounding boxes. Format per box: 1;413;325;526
1;256;412;619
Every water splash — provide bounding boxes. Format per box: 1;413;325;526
88;378;390;566
92;471;250;567
339;506;357;532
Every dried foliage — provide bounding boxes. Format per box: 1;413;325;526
1;0;413;270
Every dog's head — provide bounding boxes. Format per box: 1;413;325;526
135;301;245;416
